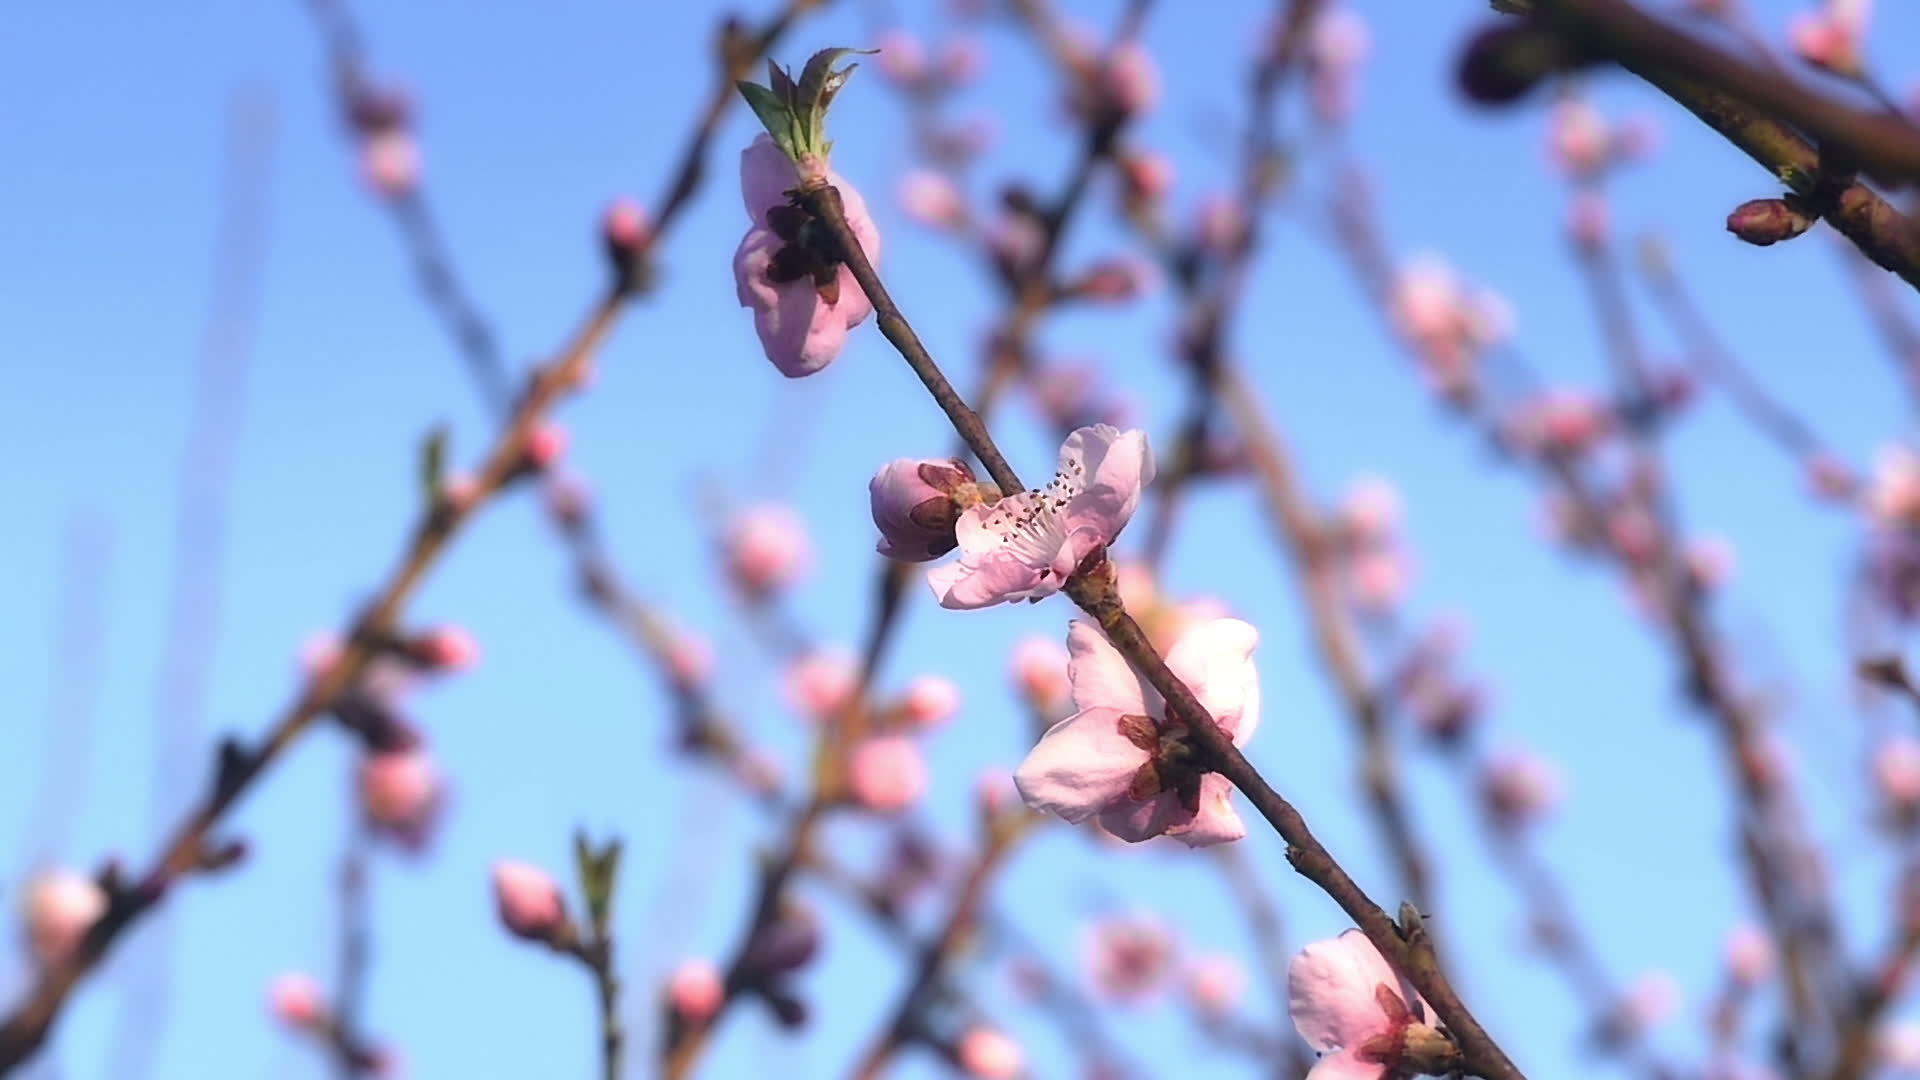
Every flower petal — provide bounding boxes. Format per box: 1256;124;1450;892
1014;706;1150;824
1096;789;1192;843
1169;774;1246;847
1066;620;1150;716
1305;1049;1387;1080
927;551;1050;610
1164;617;1261;743
740;135;797;224
1060;425;1154;545
1288;930;1402;1054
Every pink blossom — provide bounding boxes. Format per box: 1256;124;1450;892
413;625;478;671
898;170;967;229
1870;445;1920;526
725;504;810;595
1099;42;1159;117
957;1026;1023;1078
441;472;479;512
871;457;980;561
492;860;567;942
603;196;650;257
668;959;726;1024
1340;476;1401;545
733;135;881;377
359;749;442;840
525;424;568;471
901;674;961;728
1724;923;1775;986
1513;389;1611;456
1481;746;1562;824
1119;151;1174;204
1688;534;1738;590
22;869;106;967
976;767;1015;817
362;130;420;198
1087;916;1174;1002
1348;547;1409;613
877;29;928;85
1186;954;1245;1014
1548;100;1610;177
1875;736;1920;806
1012;635;1072;712
848;735;928;812
929;425;1154;609
785;648;858;721
1288;929;1427;1079
1618;971;1681;1034
268;972;327;1029
1790;0;1869;75
1014;618;1259;847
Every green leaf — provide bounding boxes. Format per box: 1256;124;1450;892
573;830;625;934
736;81;798;158
796;47;875;111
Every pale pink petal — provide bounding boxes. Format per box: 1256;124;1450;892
1066;620;1150;715
1162;618;1261;742
740;135;797;224
1097;789;1192;843
1305;1049;1387;1080
1014;706;1150;823
1170;774;1247;847
1059;425;1154;544
1288;929;1403;1053
927;550;1048;609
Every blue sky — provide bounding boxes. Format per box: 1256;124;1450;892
4;0;1919;1077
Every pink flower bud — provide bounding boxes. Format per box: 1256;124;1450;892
785;648;858;721
1568;191;1610;251
440;472;479;513
1482;746;1562;824
1548;100;1610;177
359;749;441;839
1876;736;1920;807
1073;258;1149;302
362;130;420;198
726;504;810;594
1687;535;1737;590
1185;954;1244;1014
1099;42;1159;117
1349;547;1409;612
957;1026;1024;1078
871;458;978;561
902;674;961;728
899;170;967;229
413;625;478;671
667;959;725;1024
1726;198;1814;246
524;424;567;471
848;735;928;813
1341;475;1401;544
1011;635;1071;712
976;767;1015;817
1119;151;1174;204
877;29;928;86
492;860;567;942
22;869;106;967
603;196;650;257
665;629;713;689
1871;445;1920;526
1087;916;1173;1003
1619;971;1681;1034
1789;7;1864;75
1724;924;1775;986
268;972;327;1029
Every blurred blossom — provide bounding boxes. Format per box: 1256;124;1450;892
1875;736;1920;808
1567;191;1610;251
1115;561;1159;613
1687;534;1738;590
1806;453;1857;502
1511;389;1611;457
359;748;442;845
976;766;1016;818
665;959;725;1025
1119;151;1174;205
1098;42;1160;118
1016;619;1260;846
412;624;479;672
784;648;858;721
1607;505;1660;567
1881;1020;1920;1069
1087;915;1174;1002
1288;930;1428;1079
1348;546;1411;613
1341;475;1401;545
1547;100;1610;177
1388;255;1505;399
1870;445;1920;526
1481;746;1562;825
1724;923;1775;987
1195;196;1249;257
1072;257;1152;303
1617;970;1681;1035
523;423;568;471
847;735;929;812
928;425;1153;609
725;504;811;596
1612;114;1661;161
1012;635;1072;713
665;628;714;690
956;1026;1023;1078
1185;954;1245;1014
1031;364;1135;434
602;196;650;260
1790;0;1870;75
989;211;1046;279
877;28;928;86
492;861;567;943
733;136;881;377
939;36;985;86
268;972;327;1030
1306;6;1371;123
898;170;967;229
22;869;106;968
901;674;961;728
362;131;420;198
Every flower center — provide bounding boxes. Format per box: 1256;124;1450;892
973;464;1087;570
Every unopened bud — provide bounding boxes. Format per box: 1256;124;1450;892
491;860;570;944
1726;198;1814;246
870;458;988;561
667;959;725;1024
